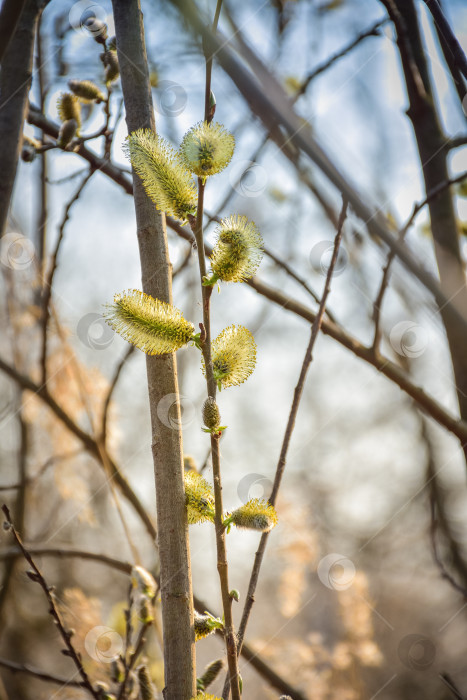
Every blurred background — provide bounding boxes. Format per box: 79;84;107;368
1;0;467;697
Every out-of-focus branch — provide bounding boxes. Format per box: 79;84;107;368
40;170;94;385
0;0;41;237
1;505;99;699
101;345;135;442
421;0;467;80
0;355;157;541
0;546;307;699
0;657;85;688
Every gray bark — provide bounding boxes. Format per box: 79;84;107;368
111;1;196;696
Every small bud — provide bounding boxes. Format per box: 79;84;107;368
138;597;154;624
57;93;81;129
125;129;197;222
104;289;195;355
229;589;240;602
131;565;157;599
202;397;220;431
68;79;105;103
21;135;40;162
3;520;11;531
85;18;107;43
107;35;117;51
208;90;216;122
137;665;156;700
26;570;41;583
180;121;234;178
203;325;257;390
224;499;278;533
197;658;224;691
57;119;78;148
194;610;223;641
184;471;215;524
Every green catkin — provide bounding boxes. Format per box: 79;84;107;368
125;129;197;221
180;121;234;177
202;397;220;431
68;79;105;103
103;289;194;355
137;666;155;700
209;215;263;284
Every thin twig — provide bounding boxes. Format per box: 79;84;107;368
0;657;85;688
440;672;466;700
40;169;94;385
1;505;99;699
372;169;467;351
421;0;467;79
223;198;348;698
101;345;135;442
295;18;389;99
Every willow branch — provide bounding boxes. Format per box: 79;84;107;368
223;199;348;698
0;657;85;688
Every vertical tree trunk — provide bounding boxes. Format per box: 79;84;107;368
0;0;40;238
383;0;467;429
111;1;196;696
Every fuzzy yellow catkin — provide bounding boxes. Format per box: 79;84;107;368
68;79;105;103
202;397;220;430
228;498;278;532
125;129;197;221
102;50;119;83
198;659;224;690
184;470;215;524
103;289;194;355
137;666;155;700
57;93;81;129
204;325;257;389
193;611;222;641
209;215;263;284
180;121;234;177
